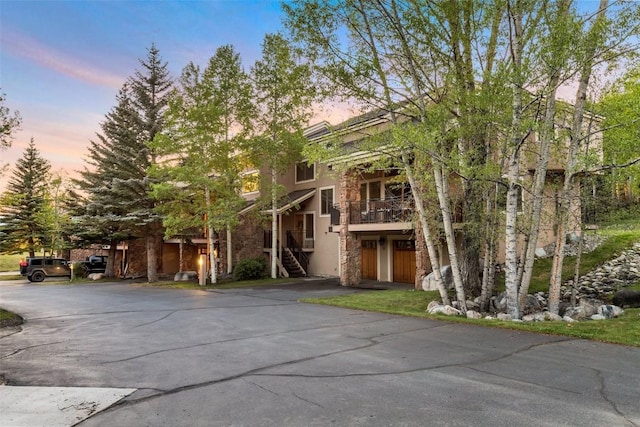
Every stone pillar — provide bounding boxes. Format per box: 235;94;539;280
339;170;361;286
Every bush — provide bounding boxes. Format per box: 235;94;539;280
233;257;267;281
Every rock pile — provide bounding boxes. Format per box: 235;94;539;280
427;242;640;322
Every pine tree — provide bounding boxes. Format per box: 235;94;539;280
0;139;51;255
75;44;172;281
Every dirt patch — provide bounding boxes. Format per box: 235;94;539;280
0;313;23;328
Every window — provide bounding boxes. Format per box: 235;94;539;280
360;180;382;202
295;161;315;183
242;171;259;194
320;187;334;216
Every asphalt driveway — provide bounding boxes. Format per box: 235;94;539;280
1;278;639;426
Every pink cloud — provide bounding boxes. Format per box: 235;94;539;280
2;29;124;89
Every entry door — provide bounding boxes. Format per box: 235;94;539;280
294;213;314;248
361;240;378;280
393;240;416;283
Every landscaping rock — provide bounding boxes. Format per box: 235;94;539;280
466;310;482;319
597;305;624;319
174;271;198;282
421;265;453;291
427;304;461;316
612;289;640;308
87;273;105;281
497;313;512;321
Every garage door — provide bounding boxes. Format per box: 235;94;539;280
361;240;378;280
393;240;416;283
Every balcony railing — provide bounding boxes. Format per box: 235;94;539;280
348;198;415;224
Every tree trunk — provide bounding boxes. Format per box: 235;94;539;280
227;228;233;275
146;233;161;282
433;163;467;312
549;0;607;314
271;169;278;279
403;153;450;306
105;239;118;278
205;187;217;285
179;237;184;272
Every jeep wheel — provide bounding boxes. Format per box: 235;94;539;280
30;271;45;282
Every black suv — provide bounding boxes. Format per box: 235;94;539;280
80;255;108;274
20;257;71;282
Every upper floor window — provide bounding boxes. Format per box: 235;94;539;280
242;171;259;194
295;161;315;183
319;186;334;216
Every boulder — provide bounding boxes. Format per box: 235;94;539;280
87;273;105;281
466;310;482;319
612;289;640;308
174;271;198;282
597;305;624;319
421;265;453;291
427;304;461;316
497;313;512;321
522;295;542;315
535;247;547;258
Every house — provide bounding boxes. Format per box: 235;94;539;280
95;102;602;285
232;102;603;289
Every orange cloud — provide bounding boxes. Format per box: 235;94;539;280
2;29;124;89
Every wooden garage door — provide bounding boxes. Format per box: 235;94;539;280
393;240;416;283
361;240;378;280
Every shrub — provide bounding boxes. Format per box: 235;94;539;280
233;257;267;281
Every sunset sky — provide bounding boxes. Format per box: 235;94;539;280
1;0;328;190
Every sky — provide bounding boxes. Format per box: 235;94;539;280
0;0;350;191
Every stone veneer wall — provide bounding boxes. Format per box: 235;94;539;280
339;170;361;286
233;215;267;266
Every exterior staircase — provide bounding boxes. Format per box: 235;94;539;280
281;249;305;278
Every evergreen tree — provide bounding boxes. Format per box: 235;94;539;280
0;139;51;255
75;44;172;281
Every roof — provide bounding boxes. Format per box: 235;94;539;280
239;188;317;215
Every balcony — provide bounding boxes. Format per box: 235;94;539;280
331;198;415;231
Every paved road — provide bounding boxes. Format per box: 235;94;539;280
1;278;639;427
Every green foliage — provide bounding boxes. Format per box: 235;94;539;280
0;139;51;255
73;44;172;246
0;252;27;272
0;91;21;152
233;257;267;281
302;291;639;346
151;44;254;239
595;64;640;204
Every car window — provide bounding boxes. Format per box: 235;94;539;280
30;259;42;266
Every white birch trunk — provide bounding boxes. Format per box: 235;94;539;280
504;5;524;319
205;187;217;285
433;163;467;311
227;228;233;275
402;153;450;306
549;0;607;314
271;169;278;279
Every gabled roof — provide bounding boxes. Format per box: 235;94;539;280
239;188;317;215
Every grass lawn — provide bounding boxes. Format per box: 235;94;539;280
300;290;640;347
0;253;27;272
302;215;640;347
0;308;23;328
